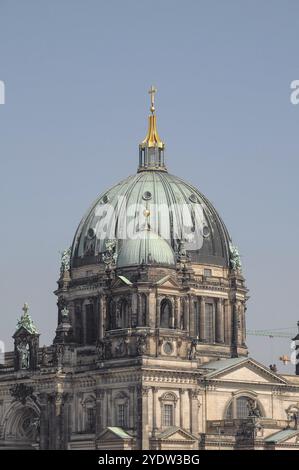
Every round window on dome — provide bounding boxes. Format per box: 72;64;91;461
202;225;210;238
189;193;199;203
142;191;152;201
101;194;109;204
87;228;95;239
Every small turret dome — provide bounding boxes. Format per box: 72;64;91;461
116;229;176;268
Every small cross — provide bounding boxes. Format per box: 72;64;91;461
148;85;157;113
22;303;29;315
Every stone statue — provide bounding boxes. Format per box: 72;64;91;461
247;398;261;418
17;341;30;369
105;341;112;359
60;247;71;276
115;338;128;357
136;335;147;355
188;339;197;360
229;243;242;271
96;339;105;360
102;239;117;267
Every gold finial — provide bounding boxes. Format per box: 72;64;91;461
140;86;164;149
148;85;157;114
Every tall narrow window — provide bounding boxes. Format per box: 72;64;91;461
86;407;96;432
86;303;96;344
205;303;214;343
119;300;129;328
163;404;174;427
117;404;126;427
160;299;173;328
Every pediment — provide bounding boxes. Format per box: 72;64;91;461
157;427;197;442
155;275;181;289
97;427;132;441
202;358;287;385
110;276;133;289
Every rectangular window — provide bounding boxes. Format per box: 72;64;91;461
117;404;126;428
205;303;214;343
204;268;212;277
163;404;174;427
86;407;95;432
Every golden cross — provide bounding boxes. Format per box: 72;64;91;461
148;85;157;113
22;303;29;315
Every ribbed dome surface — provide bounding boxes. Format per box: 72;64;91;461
71;170;231;267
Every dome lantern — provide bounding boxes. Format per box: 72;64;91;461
138;86;166;172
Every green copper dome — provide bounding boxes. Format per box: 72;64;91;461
116;229;176;268
71;170;231;268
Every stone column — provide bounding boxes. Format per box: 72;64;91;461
152;386;158;435
224;299;231;345
171;302;175;329
50;392;68;450
38;393;49;449
107;389;112;426
189;389;200;436
61;393;72;450
241;302;246;345
174;297;180;329
99;296;104;340
184;299;189;332
137;386;150;450
189;295;195;336
137;294;142;326
129;386;135;430
199;297;206;342
179;389;185;429
102;390;108;428
96;389;104;435
216;298;224;343
82;300;87;344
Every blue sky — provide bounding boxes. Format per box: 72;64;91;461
0;0;299;372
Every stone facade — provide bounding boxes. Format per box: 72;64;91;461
1;94;299;450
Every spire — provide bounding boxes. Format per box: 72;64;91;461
138;86;166;172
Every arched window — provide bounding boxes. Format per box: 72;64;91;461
118;300;129;328
225;396;262;419
81;396;96;433
160;299;173;328
114;392;129;429
159;392;178;428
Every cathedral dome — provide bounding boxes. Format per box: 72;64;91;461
116;229;176;268
71;170;231;268
71;87;232;269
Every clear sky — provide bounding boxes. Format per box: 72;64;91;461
0;0;298;373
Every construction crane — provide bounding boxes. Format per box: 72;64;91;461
247;328;296;339
246;327;297;368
